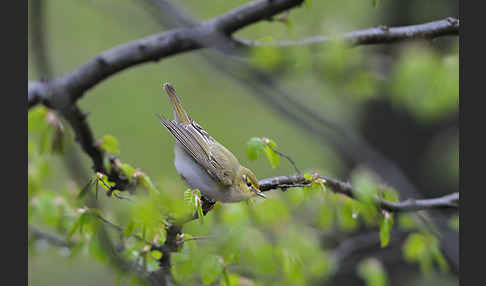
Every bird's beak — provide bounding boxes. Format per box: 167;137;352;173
255;191;266;199
249;185;266;199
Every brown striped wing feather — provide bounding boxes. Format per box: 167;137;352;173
156;114;235;186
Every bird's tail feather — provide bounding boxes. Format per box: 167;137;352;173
163;82;191;124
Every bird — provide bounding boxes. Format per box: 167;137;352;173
155;82;266;203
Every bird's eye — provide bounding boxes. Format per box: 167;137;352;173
246;181;252;187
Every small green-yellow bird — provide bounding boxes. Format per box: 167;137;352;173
156;82;266;202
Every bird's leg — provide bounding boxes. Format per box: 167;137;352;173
201;195;216;215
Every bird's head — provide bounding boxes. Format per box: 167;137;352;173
234;166;266;199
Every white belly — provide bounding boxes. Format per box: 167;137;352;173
173;143;226;201
173;143;249;202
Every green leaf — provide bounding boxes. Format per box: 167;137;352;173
303;180;326;193
39;123;53;154
219;273;247;286
281;248;303;280
151;250;162;260
350;170;380;223
357;258;388;286
100;134;120;155
224;250;240;265
402;232;448;274
200;255;224;285
97;173;115;191
197;202;204;223
124;220;136;238
379;212;394;247
184;189;204;223
390;46;458;123
263;138;280;168
351;170;379;206
403;233;427;262
222;268;231;286
381;187;399;203
69;242;85;259
264;145;280;168
78;212;93;235
319;40;362;83
250;46;284;71
121;163;136;178
171;243;199;282
346;71;378;99
28;106;48;132
303;173;313;181
86;208;104;218
246;137;265;161
89;233;109;263
128;275;148;286
254;199;290;227
184;189;194;206
431;245;449;272
193;189;201;200
265;138;278;149
67;209;100;242
194;189;204;224
398;214;416;230
317;204;334;229
140;175;159;195
66;213;84;242
337;198;358;231
34;192;59;226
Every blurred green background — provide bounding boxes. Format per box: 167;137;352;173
28;0;458;285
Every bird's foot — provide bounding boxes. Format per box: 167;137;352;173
201;195;216;215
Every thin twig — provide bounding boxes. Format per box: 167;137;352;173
264;140;301;174
258;173;459;213
239;17;459;48
180;236;211;244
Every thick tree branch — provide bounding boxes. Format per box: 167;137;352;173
258;173;459;212
210;0;304;35
60;105;131;192
27;0;305;110
61;105;103;172
27;0;460;110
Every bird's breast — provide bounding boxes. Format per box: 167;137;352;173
173;143;227;201
173;143;250;202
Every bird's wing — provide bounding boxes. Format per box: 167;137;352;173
155;114;234;186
